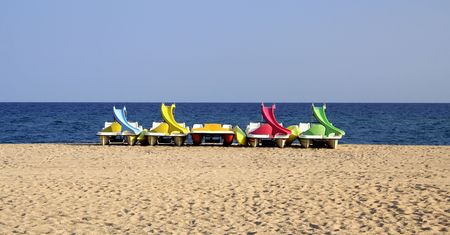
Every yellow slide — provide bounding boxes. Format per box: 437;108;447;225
160;103;189;134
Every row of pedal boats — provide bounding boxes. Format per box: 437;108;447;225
97;103;345;148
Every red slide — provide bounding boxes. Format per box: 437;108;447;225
250;103;291;137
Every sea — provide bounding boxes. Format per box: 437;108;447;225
0;103;449;145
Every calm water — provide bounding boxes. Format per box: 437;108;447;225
0;103;449;145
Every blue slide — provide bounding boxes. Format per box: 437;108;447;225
113;106;141;134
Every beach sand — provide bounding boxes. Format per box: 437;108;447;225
0;144;449;234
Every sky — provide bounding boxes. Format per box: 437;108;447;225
0;1;449;102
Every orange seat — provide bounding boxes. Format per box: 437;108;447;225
193;123;231;132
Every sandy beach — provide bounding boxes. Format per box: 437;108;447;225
0;144;449;234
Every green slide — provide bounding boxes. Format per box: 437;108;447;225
312;104;345;136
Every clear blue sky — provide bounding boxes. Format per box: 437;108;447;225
1;1;449;102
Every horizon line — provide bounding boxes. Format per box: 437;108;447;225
1;101;449;104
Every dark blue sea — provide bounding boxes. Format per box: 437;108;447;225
0;103;449;145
